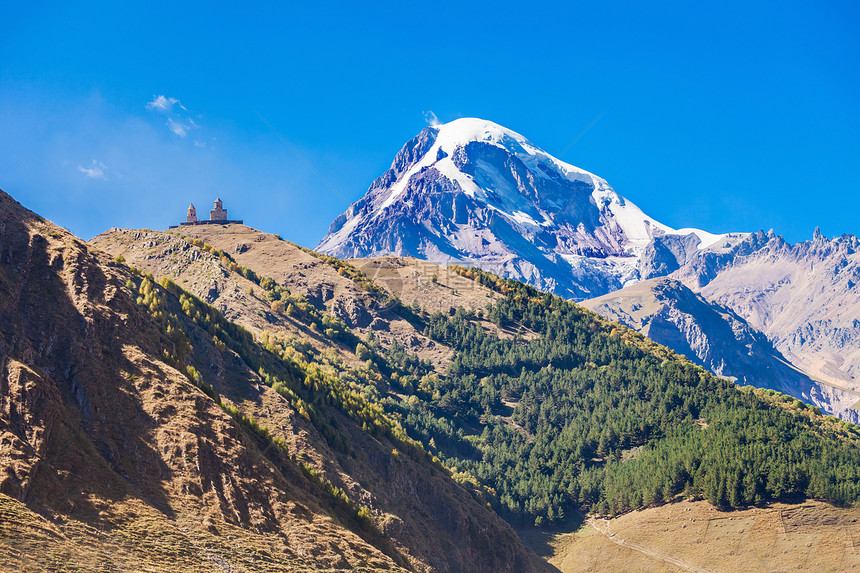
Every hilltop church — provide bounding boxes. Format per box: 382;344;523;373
170;198;243;228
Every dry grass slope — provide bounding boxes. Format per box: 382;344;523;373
0;492;401;572
536;500;860;573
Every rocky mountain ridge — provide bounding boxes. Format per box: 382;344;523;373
672;228;860;390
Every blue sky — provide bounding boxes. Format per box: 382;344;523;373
1;1;857;246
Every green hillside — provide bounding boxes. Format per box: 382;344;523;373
378;267;860;523
93;222;860;533
133;233;860;527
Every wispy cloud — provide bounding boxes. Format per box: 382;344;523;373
423;111;441;127
146;95;186;113
78;159;107;180
167;117;198;138
146;94;200;139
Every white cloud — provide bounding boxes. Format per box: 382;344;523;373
423;110;441;127
167;117;199;138
168;118;189;137
147;94;201;139
146;95;185;113
78;159;107;180
193;139;206;148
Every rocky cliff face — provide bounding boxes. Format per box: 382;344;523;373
318;118;727;300
0;191;549;573
582;278;860;422
671;229;860;398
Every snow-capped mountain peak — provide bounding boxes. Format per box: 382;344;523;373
371;118;600;217
318;117;734;299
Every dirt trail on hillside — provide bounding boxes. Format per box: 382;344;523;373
588;518;717;573
539;500;860;573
